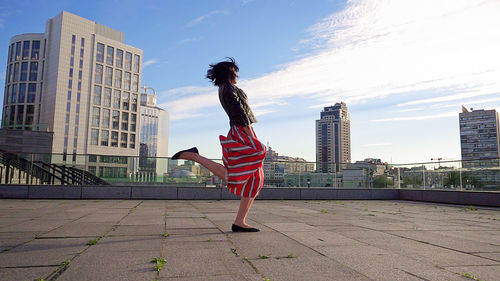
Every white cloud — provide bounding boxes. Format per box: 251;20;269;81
143;59;159;68
186;10;230;27
163;0;500;121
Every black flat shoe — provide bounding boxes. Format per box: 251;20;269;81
171;147;199;160
232;224;260;232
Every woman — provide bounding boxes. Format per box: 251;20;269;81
172;58;266;232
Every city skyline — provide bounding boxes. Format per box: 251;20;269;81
1;0;500;164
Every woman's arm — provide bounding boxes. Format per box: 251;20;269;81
242;125;255;138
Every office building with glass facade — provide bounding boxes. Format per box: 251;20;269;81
2;11;143;165
315;103;351;173
139;87;169;180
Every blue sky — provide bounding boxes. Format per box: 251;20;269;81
1;0;499;164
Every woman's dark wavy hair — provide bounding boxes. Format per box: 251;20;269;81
206;57;239;86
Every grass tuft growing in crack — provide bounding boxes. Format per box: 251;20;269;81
258;254;270;259
86;236;102;246
286;253;297;258
460;272;483;281
321;209;328;213
151;257;166;272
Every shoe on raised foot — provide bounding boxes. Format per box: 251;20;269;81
232;224;260;232
171;147;199;160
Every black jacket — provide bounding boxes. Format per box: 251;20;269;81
218;83;257;127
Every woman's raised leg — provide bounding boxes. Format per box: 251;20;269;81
176;151;227;182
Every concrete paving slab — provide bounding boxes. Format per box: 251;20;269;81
251;256;372;281
76;212;127;223
387;230;500;253
160;241;256;278
0;218;72;232
57;249;158;281
166;217;215;229
445;265;500;281
159;273;263;281
473;252;500;262
40;222;114;238
0;266;58;281
110;224;165;236
119;214;165;225
0;237;88;267
315;245;466;281
284;230;365;247
91;235;164;252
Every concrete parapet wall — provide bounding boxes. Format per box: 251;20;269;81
0;186;498;207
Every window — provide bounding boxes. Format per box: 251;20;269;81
95;64;103;84
29;62;38;81
11;84;17;103
69;68;73;78
111;131;118;147
113;90;121;109
22;41;30;60
15;42;21;61
7;64;12;83
20;62;28;81
92;107;100;127
130;113;136;132
112;110;119;129
114;69;122;88
124;72;131;90
8;44;13;63
18;83;26;103
120;132;128;148
72;35;76;44
105;66;113;86
115;49;123;68
106;46;114;65
91;129;99;145
26;105;34;125
121;112;129;130
125;52;132;70
16;105;24;124
101;130;109;146
96;43;104;63
103;88;111;107
122;92;129;110
94;85;102;105
27;83;36;103
13;63;19;82
131;94;138;112
133;54;140;73
132;74;139;91
102;108;110;128
129;134;135;149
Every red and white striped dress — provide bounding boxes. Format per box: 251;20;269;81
220;125;267;198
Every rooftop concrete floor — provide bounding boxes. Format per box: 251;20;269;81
0;199;499;281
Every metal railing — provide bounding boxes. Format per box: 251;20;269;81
0;151;498;191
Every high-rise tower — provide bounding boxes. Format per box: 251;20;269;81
2;11;143;163
316;103;351;173
459;106;500;168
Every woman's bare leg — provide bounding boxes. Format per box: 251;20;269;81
178;151;256;228
234;196;255;228
177;152;227;182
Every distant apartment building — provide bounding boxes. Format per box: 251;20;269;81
459;106;500;167
2;11;143;166
315;103;351;173
263;146;315;187
138;86;169;180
